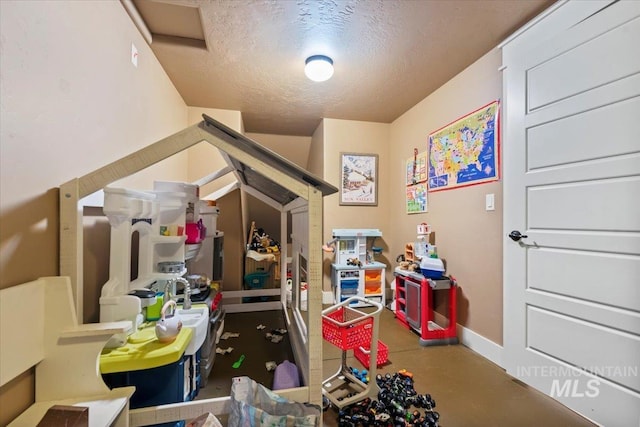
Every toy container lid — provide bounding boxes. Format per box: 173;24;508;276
419;257;444;272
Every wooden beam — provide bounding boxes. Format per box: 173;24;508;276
191;165;234;187
200;124;310;199
280;210;288;299
59;178;83;319
242;184;282;211
77;125;207;198
218;151;244;184
306;186;324;407
284;196;306;212
129;387;311;426
202;180;240;200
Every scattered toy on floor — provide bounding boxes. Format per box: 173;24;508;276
215;347;234;354
221;332;240;340
398;368;413;378
264;328;288;343
256;324;266;330
336;370;440;427
322;396;331;412
232;354;245;369
349;367;369;384
265;361;277;372
265;332;283;343
273;360;300;390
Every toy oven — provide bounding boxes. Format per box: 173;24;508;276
337;269;360;302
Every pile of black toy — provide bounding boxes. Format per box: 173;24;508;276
337;370;440;427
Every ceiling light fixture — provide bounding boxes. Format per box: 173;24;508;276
304;55;334;82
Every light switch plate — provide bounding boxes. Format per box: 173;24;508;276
486;193;495;211
131;43;138;67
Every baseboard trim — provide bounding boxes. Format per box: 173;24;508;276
456;324;503;368
322;291;334;304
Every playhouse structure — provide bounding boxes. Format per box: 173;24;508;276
58;114;338;424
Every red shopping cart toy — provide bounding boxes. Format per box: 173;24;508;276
322;296;383;409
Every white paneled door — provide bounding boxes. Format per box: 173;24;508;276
502;1;640;426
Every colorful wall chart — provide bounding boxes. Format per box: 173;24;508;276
406;182;428;214
406;151;428;185
406;149;428;214
428;100;500;191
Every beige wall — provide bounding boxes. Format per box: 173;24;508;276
0;0;188;287
244;132;312;248
215;189;245;296
0;2;506;424
0;1;188;424
389;48;503;344
186;107;243;197
185;111;315;295
320;119;392;289
308;120;325;177
245;133;311;238
185;108;246;290
246;133;311;169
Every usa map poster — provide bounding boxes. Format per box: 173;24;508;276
428;100;500;191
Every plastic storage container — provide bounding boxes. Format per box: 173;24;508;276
243;271;270;302
244;271;270;289
420;257;445;279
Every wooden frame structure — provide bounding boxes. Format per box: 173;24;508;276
59;115;337;424
0;277;134;426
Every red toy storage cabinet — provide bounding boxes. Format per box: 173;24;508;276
393;267;458;346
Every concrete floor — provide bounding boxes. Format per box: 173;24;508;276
197;308;595;426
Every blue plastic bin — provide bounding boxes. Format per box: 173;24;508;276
244;271;270;289
243;271;271;302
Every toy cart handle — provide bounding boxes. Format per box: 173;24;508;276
321;297;383;327
358;346;372;355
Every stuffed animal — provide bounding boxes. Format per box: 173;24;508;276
399;261;419;271
347;258;362;267
250;227;281;253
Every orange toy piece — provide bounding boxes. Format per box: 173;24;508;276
398;368;413;378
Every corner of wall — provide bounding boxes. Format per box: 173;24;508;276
308;119;325;177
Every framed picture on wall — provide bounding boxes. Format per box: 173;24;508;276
339;152;378;206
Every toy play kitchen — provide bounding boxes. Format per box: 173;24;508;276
329;228;386;308
97;181;224;426
394;223;458;346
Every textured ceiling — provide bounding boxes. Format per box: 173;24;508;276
134;0;554;136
